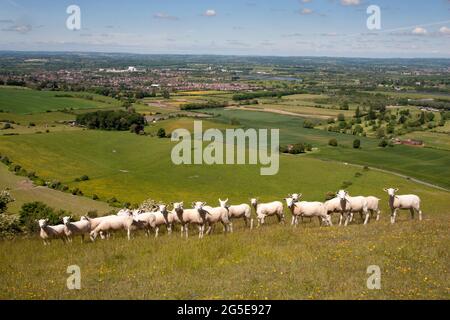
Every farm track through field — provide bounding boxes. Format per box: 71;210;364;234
225;106;332;119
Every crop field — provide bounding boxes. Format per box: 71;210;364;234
0;87;120;114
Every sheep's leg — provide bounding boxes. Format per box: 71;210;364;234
291;216;295;226
409;208;415;220
229;221;234;233
418;209;423;221
363;211;370;225
344;212;350;226
81;234;85;243
327;215;333;226
376;209;381;221
155;227;159;238
250;218;254;230
391;209;398;224
338;213;343;226
127;228;131;240
206;225;212;235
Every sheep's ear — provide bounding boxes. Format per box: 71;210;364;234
225;198;228;202
180;201;183;206
219;198;222;202
383;188;387;192
287;194;292;197
45;218;49;222
394;188;399;192
298;193;302;198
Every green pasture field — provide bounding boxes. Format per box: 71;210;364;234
198;109;450;189
0;87;120;114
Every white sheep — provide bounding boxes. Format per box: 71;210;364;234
383;188;423;224
288;193;312;223
336;190;369;226
324;197;345;225
63;216;91;243
171;202;207;238
132;211;156;237
250;198;284;227
284;197;332;226
219;199;253;232
84;215;115;239
90;212;138;241
203;201;231;235
38;219;67;245
149;204;173;238
365;196;381;221
117;208;131;216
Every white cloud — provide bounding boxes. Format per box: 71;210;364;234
153;12;179;20
412;27;427;35
439;26;450;35
2;24;32;33
300;8;314;15
340;0;361;6
203;9;217;17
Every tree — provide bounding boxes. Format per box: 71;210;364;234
337;113;345;122
328;138;338;147
0;190;14;214
378;138;388;148
303;120;315;129
19;202;65;232
355;106;361;118
157;128;167;138
353;139;361;149
162;90;170;99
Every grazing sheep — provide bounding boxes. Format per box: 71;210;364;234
383;188;422;224
288;193;312;223
90;212;138;241
117;209;131;216
84;215;115;239
172;202;208;238
219;199;253;232
203;201;231;235
284;197;332;227
365;196;381;221
38;219;67;245
132;211;156;236
324;197;345;225
336;190;369;226
149;204;173;238
63;216;91;243
250;198;284;227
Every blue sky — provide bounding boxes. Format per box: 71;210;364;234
0;0;449;57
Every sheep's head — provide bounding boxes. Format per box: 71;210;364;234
336;190;348;200
383;188;398;196
219;198;229;208
284;197;295;208
173;202;183;210
62;216;72;225
291;193;302;202
80;216;88;221
38;219;48;228
194;202;206;210
250;198;258;206
159;204;167;213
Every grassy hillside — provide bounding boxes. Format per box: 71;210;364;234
0;215;448;299
0;165;114;215
0;87;120;114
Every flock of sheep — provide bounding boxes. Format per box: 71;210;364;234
37;187;423;245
